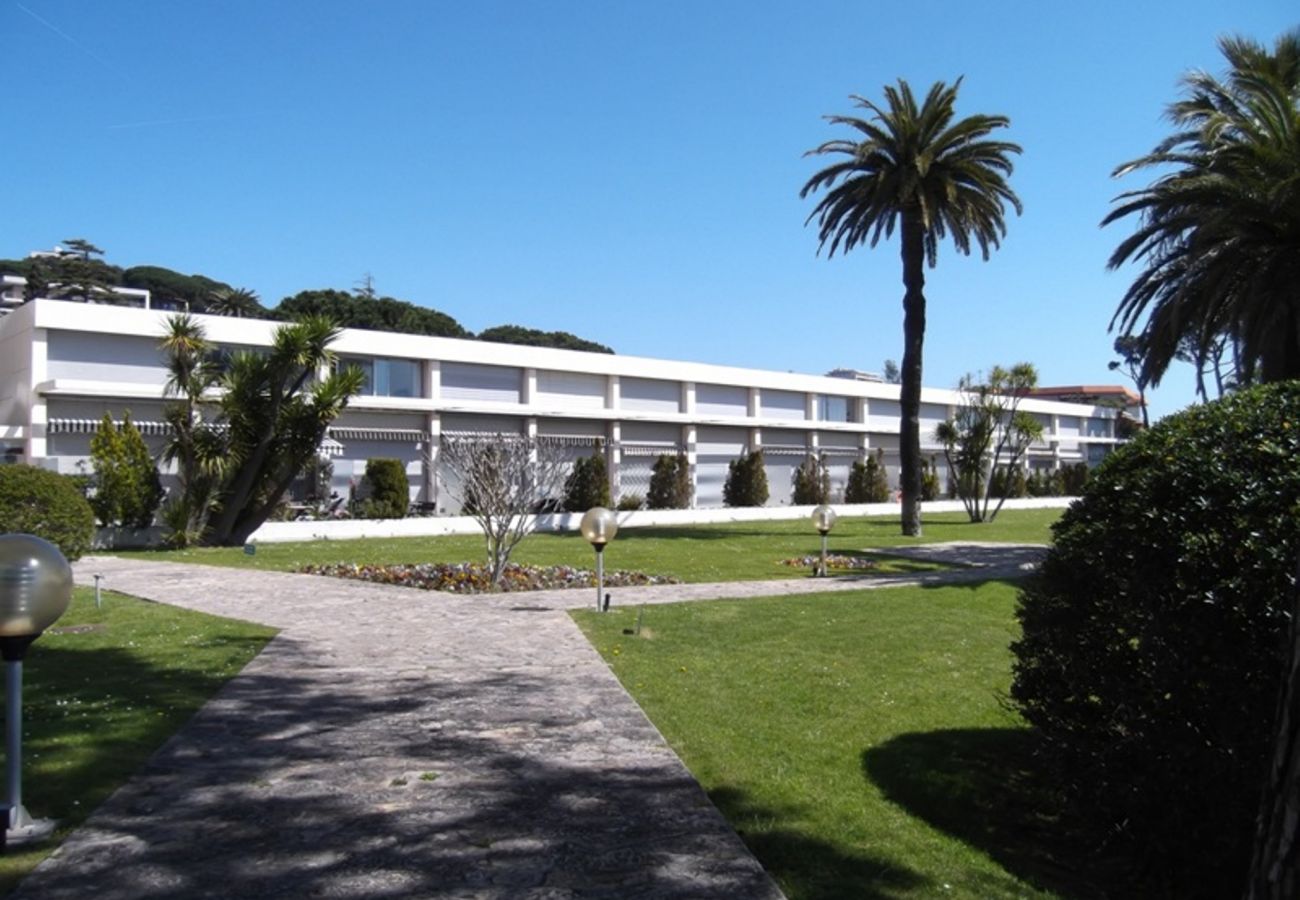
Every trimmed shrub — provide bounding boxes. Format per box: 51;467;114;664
0;464;96;560
723;450;768;507
647;452;692;510
846;449;891;503
616;492;644;511
990;465;1027;499
1010;383;1300;895
89;412;164;528
563;446;611;512
792;454;830;506
1060;461;1089;495
360;458;408;519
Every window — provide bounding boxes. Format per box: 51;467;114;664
341;357;420;398
818;395;851;422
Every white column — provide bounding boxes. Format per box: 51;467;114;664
606;374;620;410
522;367;537;405
425;412;441;508
607;420;621;502
425;360;441;402
748;387;761;419
27;328;48;462
683;423;698;509
681;381;695;415
1051;414;1062;470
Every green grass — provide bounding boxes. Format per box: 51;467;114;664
126;508;1061;583
0;588;276;894
573;581;1087;900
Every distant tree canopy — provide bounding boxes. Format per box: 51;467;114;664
122;266;237;312
0;254;240;312
274;289;470;338
478;324;613;354
4;247;614;352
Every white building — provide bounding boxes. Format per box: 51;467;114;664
0;296;1123;509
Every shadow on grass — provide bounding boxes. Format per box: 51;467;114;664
9;644;787;900
707;785;928;900
863;728;1105;900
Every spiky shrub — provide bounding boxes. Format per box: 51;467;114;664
89;413;163;528
562;446;610;512
647;452;692;510
920;454;941;501
0;464;96;560
361;458;408;519
1010;383;1300;895
792;454;831;505
723;450;768;507
616;492;644;511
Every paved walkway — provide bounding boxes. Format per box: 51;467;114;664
13;543;1043;899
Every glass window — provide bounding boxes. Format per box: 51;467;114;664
340;357;419;397
377;358;419;397
818;395;851;422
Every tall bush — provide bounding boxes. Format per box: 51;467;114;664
89;413;163;528
647;452;691;510
360;458;408;519
792;453;830;506
1060;461;1089;495
563;445;610;512
845;449;891;503
0;464;96;560
1010;383;1300;895
723;450;768;507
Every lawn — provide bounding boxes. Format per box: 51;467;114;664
573;580;1088;900
129;507;1062;584
0;587;276;894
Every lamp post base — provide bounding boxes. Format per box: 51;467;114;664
5;803;56;845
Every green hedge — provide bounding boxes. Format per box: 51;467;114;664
0;465;96;560
563;447;610;512
360;458;408;519
723;450;768;507
1010;382;1300;895
647;453;691;510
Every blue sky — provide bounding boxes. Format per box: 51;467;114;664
4;1;1294;420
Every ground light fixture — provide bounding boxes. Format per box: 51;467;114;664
580;507;618;611
0;534;73;846
810;504;837;577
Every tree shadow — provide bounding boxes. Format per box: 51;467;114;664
706;786;928;900
11;643;798;899
862;728;1108;900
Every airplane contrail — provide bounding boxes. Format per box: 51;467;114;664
14;1;131;80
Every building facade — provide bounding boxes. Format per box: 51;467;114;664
0;298;1123;510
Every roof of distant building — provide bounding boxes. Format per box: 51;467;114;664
1027;385;1143;407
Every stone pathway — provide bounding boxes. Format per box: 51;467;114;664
12;543;1043;899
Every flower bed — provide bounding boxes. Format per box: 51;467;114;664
777;554;877;571
299;561;682;593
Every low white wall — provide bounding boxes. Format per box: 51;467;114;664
93;525;168;550
247;497;1073;544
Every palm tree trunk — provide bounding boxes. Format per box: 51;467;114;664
898;212;926;537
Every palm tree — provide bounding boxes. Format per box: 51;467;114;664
1106;31;1300;386
206;286;263;318
801;79;1022;535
